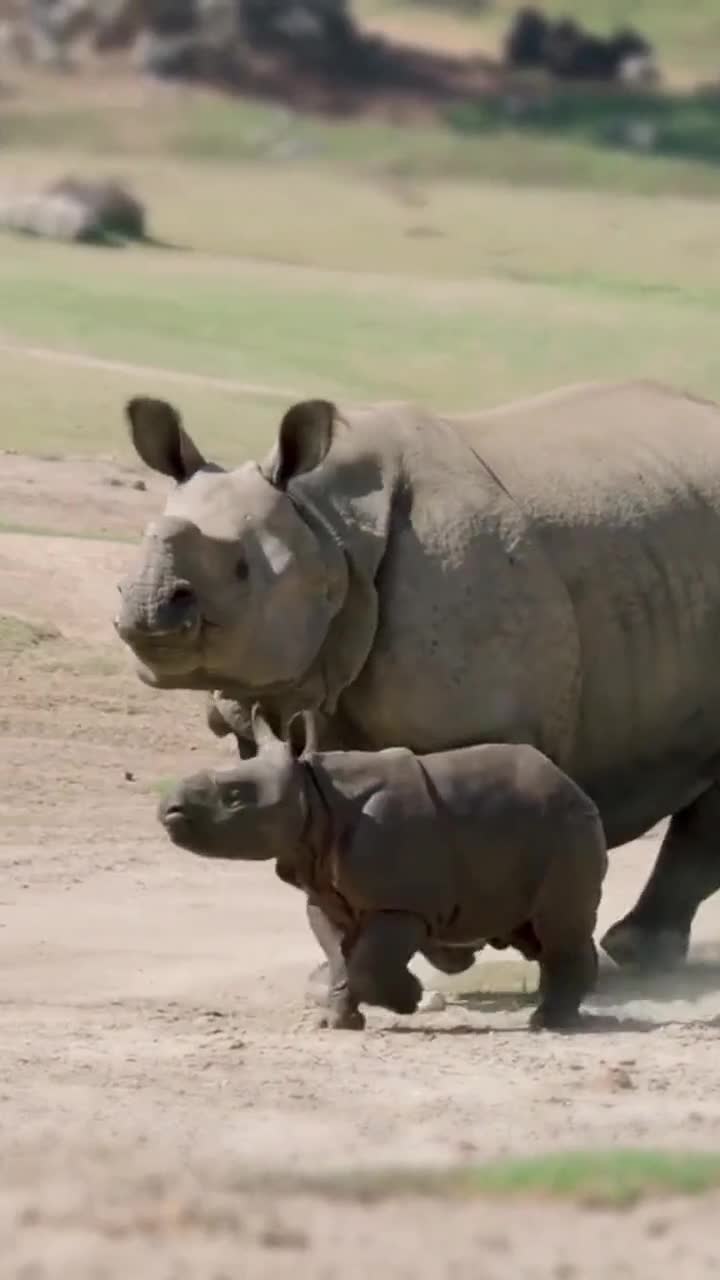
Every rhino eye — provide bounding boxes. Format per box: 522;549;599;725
235;558;249;583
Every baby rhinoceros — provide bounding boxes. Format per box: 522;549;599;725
158;708;608;1032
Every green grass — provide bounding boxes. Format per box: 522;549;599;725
448;89;720;170
237;1150;720;1206
0;520;138;542
3;62;720;464
4;207;720;462
0;340;275;462
7;70;720;199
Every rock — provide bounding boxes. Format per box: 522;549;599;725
0;193;101;243
0;177;147;246
46;176;146;240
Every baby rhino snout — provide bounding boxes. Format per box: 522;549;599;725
158;773;219;849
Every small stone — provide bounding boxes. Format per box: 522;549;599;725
124;770;135;781
132;479;147;491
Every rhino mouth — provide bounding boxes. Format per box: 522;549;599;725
120;612;211;685
162;815;230;858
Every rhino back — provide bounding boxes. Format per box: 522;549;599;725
317;743;588;934
320;404;580;766
311;746;466;924
462;381;720;810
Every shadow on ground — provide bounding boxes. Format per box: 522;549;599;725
446;945;720;1030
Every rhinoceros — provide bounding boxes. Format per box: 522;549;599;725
159;706;607;1030
115;379;720;982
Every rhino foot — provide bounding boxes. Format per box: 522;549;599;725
529;1003;583;1033
601;918;689;973
315;1006;366;1031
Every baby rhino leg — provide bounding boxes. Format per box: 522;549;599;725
306;898;365;1031
347;913;428;1016
529;819;606;1031
532;938;598;1031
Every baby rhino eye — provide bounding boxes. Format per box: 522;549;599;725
235;557;249;583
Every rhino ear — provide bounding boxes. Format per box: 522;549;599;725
126;397;206;482
251;702;284;756
286;710;318;760
271;400;336;490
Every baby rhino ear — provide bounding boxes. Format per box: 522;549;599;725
286;710;318;759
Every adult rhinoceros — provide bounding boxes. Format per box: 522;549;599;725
115;379;720;977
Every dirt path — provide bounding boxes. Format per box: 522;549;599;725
3;457;720;1276
0;334;304;402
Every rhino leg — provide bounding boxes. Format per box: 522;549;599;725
531;940;598;1031
602;785;720;972
528;825;604;1030
347;912;428;1016
305;898;365;1030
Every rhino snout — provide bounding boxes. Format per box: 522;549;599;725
115;581;199;645
159;774;220;853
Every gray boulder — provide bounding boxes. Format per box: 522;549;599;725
0;177;146;245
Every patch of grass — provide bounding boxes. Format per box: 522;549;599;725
0;520;139;543
7;71;720;199
0;614;61;654
147;777;178;798
0;345;276;465
5;223;720;463
169;92;720;197
242;1150;720;1206
448;89;720;169
32;650;124;677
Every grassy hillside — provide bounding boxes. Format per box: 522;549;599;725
1;55;720;464
357;0;720;81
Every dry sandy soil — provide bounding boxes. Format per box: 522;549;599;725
4;450;720;1278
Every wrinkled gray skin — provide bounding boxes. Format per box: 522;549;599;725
159;708;607;1030
117;380;720;986
204;693;479;991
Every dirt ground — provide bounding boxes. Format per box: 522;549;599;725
4;450;720;1278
